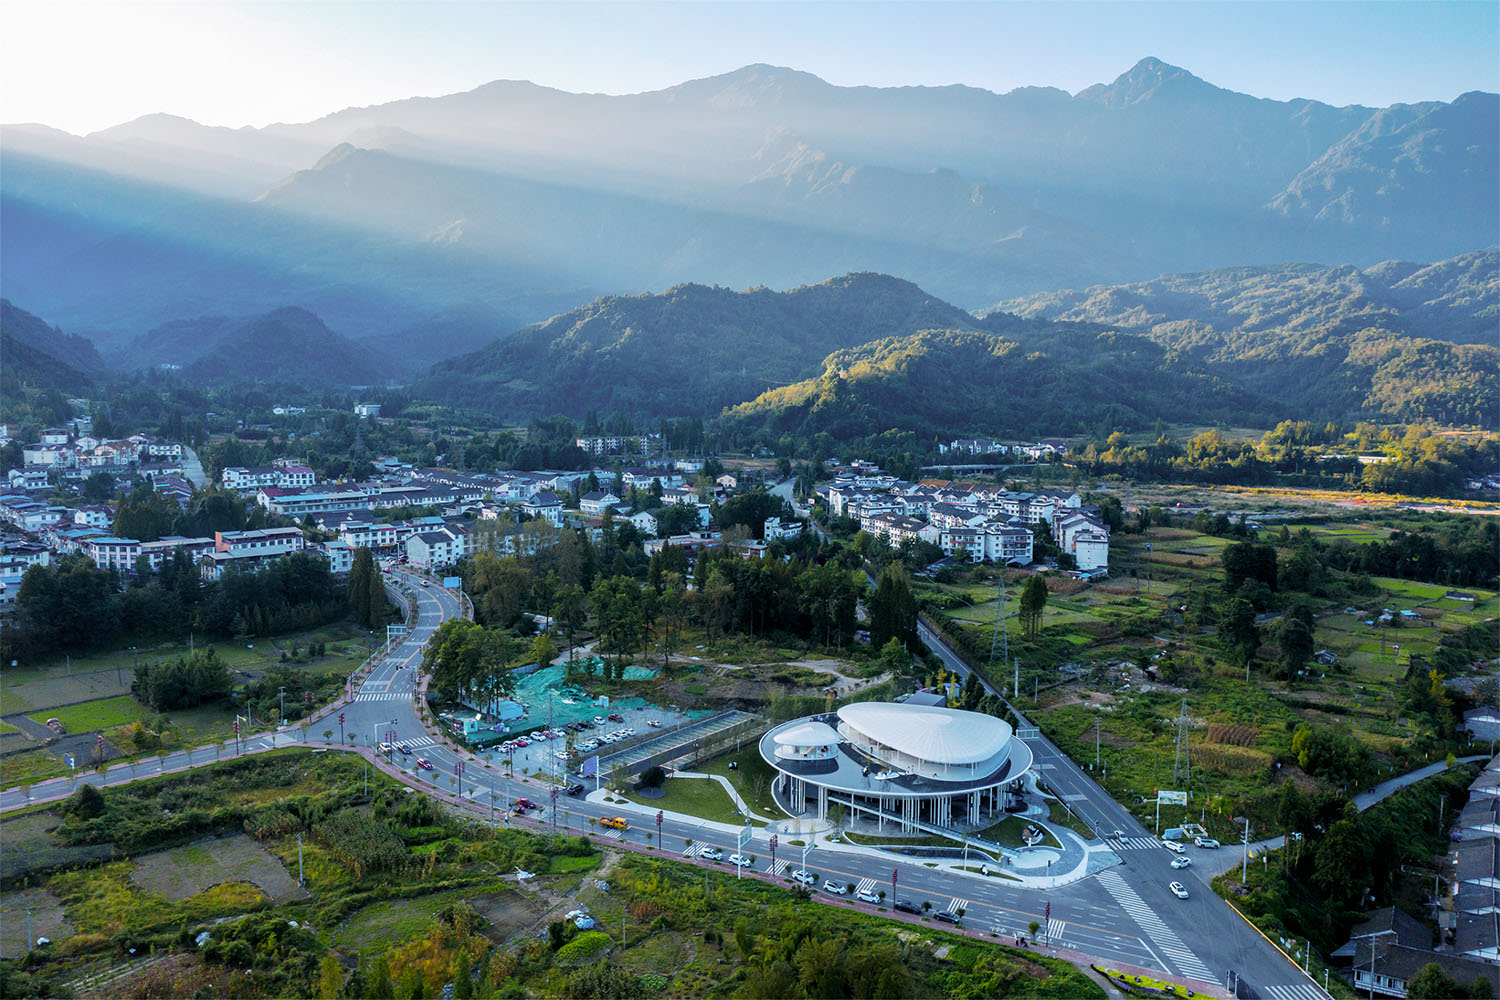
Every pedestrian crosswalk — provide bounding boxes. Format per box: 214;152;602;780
1094;869;1215;984
1046;919;1066;941
1108;836;1161;851
597;826;624;840
1264;983;1327;1000
402;736;437;749
765;858;788;877
855;878;878;896
355;692;406;702
682;840;707;858
947;896;970;914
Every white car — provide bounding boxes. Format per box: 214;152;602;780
823;880;848;894
377;742;394;754
1170;855;1192;869
729;854;751;867
624;727;637;736
699;847;724;861
593;716;606;725
856;889;881;904
1195;837;1221;849
554;751;569;761
1169;881;1190;899
791;870;815;885
1161;840;1184;853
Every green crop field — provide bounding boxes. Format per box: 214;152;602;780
26;695;144;732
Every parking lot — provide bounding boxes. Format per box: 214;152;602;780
469;702;708;778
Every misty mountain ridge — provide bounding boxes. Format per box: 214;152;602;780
3;59;1493;344
121;306;389;386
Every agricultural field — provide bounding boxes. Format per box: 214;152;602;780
0;748;1103;1000
0;622;370;787
920;511;1497;840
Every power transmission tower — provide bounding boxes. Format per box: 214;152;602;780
1171;698;1191;787
989;576;1009;669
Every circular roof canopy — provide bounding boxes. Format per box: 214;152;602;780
837;702;1012;766
773;721;841;747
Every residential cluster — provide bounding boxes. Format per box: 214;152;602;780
816;461;1110;574
5;420;184;490
1334;755;1500;997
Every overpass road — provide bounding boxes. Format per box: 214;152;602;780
2;570;1326;999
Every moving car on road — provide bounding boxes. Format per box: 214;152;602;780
599;816;628;830
1195;836;1220;849
416;757;433;770
729;854;750;867
934;909;960;924
1170;855;1192;869
1161;840;1184;853
1169;881;1190;899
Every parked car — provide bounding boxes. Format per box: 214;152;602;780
565;784;585;796
1195;837;1220;849
699;847;724;861
892;899;921;914
823;881;847;895
729;854;751;867
1170;855;1192;869
934;910;960;924
593;716;606;725
608;712;625;722
377;742;393;754
554;751;569;761
791;870;815;886
516;798;538;810
1169;881;1190;899
416;758;433;770
856;890;881;904
647;720;661;728
1161;840;1184;853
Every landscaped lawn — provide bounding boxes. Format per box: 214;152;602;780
975;815;1061;848
622;774;764;828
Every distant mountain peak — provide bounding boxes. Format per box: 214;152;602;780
1077;57;1213;108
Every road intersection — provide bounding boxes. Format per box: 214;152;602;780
2;571;1327;999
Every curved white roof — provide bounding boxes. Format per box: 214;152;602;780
772;721;841;747
837;702;1012;766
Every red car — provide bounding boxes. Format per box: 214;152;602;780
514;738;529;748
608;713;625;723
416;757;433;770
516;798;538;810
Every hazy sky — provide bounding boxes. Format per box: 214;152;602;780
4;0;1497;134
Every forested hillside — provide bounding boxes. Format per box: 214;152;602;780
417;273;978;417
990;251;1499;424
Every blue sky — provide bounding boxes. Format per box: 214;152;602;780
4;0;1497;133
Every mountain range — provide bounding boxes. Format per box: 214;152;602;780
419;251;1496;432
2;59;1495;351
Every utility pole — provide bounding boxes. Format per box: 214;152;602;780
278;686;286;724
1241;816;1251;882
1095;719;1101;771
1171;699;1191;788
990;577;1009;670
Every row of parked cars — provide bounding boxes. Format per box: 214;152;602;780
787;870;961;923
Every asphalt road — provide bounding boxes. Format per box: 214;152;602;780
1;568;1326;998
916;617;1326;1000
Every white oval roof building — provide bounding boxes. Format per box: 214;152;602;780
759;698;1033;834
837;702;1012;767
